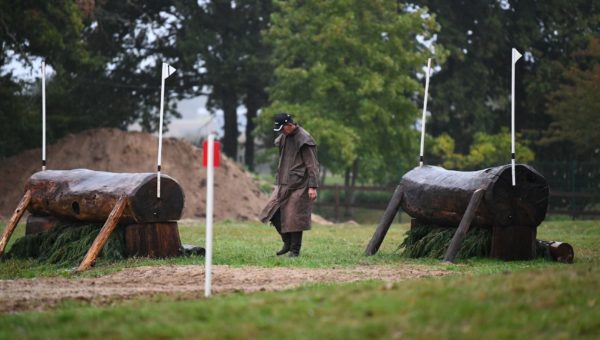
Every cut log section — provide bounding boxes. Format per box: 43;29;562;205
399;164;548;228
537;240;574;263
25;169;185;223
124;222;182;258
25;215;61;235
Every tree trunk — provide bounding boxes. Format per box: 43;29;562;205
344;160;359;218
222;91;239;160
25;169;184;223
344;167;351;217
244;96;257;171
399;164;548;228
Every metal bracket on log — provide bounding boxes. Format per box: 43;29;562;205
364;185;403;256
443;188;485;263
77;195;128;272
0;190;32;257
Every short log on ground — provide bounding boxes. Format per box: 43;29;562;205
25;169;185;223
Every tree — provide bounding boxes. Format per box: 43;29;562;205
0;0;181;158
542;37;600;159
175;0;274;163
262;0;445;193
411;0;599;156
0;0;89;157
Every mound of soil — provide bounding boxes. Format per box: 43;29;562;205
0;128;267;221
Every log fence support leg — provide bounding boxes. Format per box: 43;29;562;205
77;196;128;272
364;185;403;256
0;190;32;256
443;188;485;263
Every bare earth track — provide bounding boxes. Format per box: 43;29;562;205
0;264;449;313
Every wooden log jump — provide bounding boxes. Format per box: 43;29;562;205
365;164;549;261
1;169;186;272
25;169;185;223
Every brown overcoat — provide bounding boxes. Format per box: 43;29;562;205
259;126;319;233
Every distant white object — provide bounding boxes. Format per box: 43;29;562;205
41;60;46;171
204;134;215;297
157;63;177;198
419;58;432;167
511;48;522;186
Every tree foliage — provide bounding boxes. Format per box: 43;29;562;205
430;129;535;170
542;37;600;159
412;0;599;157
0;0;179;158
262;0;445;183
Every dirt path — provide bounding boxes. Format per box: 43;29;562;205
0;264;449;313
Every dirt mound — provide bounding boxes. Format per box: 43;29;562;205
0;128;267;221
0;264;450;313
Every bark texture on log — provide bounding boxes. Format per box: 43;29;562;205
25;169;184;223
399;164;548;228
124;222;182;258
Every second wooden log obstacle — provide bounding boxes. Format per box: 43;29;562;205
364;164;567;262
0;169;186;271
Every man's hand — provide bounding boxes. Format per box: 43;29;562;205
308;188;318;201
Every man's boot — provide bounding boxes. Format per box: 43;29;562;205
277;232;291;256
289;231;303;257
272;210;290;256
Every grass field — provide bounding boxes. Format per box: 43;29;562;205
0;220;599;338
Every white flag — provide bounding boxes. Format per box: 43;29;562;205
162;63;176;80
512;48;522;64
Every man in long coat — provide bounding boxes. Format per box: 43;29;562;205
259;113;319;257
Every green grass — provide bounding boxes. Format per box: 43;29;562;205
0;262;598;338
1;220;598;279
0;220;599;338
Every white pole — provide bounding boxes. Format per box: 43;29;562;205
42;60;46;171
157;63;166;198
204;134;215;297
511;48;522;186
419;58;432;167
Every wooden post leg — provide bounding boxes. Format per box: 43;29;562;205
0;190;32;256
77;196;128;272
364;185;403;256
443;188;485;263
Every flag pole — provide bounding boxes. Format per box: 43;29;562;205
511;48;522;186
42;60;46;171
157;63;166;198
419;58;432;167
205;134;215;297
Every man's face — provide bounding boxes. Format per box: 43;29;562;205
282;123;296;135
